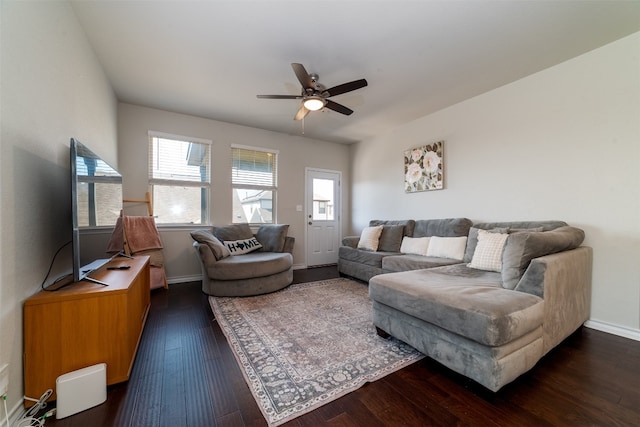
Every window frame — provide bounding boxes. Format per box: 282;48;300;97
148;131;212;226
231;144;278;225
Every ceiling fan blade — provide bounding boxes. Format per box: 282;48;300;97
325;79;368;97
325;100;354;115
294;105;310;121
291;63;314;89
257;94;302;99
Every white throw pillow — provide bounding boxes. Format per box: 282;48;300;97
357;225;384;251
468;229;509;272
400;236;430;256
224;237;263;255
426;236;467;260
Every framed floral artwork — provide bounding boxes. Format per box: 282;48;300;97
404;141;444;192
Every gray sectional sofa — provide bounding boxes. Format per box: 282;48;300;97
340;219;592;391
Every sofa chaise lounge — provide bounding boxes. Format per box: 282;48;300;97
367;220;592;391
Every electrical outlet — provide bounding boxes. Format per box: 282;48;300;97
0;363;8;396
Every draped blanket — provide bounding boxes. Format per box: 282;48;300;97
107;216;163;254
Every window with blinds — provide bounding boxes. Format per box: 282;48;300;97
231;145;278;224
148;132;211;224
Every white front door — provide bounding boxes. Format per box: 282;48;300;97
306;168;341;266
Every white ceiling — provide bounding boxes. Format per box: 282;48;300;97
70;1;640;144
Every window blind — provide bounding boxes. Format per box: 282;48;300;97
231;147;277;188
148;134;211;187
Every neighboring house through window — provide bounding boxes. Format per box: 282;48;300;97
148;131;211;224
74;149;122;227
231;145;278;224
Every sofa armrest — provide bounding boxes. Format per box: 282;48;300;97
193;241;218;268
516;246;592;354
342;236;360;248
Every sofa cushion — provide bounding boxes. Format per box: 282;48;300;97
212;223;254;242
400;236;430;256
378;225;405;252
412;218;472;238
369;267;543;346
358;225;383;251
256;224;289;252
339;246;392;268
468;229;509;272
426;236;467;260
190;229;231;260
207;251;292;281
382;254;461;273
501;226;585;289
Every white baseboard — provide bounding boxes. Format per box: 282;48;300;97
584;320;640;342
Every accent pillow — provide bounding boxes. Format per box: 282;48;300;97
256;224;289;252
224;237;263;255
190;230;231;260
501;226;585;289
357;225;384;251
463;227;509;263
400;236;430;256
468;229;508;272
426;236;467;260
377;225;405;252
212;223;253;242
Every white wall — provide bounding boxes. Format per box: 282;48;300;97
0;0;118;417
117;103;350;280
350;33;640;336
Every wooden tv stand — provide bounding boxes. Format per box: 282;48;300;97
23;256;151;405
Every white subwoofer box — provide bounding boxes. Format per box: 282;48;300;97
55;363;107;419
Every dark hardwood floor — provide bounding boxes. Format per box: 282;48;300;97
43;266;640;426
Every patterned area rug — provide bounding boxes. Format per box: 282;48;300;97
209;277;424;426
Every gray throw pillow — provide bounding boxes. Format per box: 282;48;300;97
369;220;415;237
190;230;231;260
501;226;585;289
377;225;405;252
256;224;289;252
211;223;253;242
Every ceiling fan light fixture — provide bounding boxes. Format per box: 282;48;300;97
303;96;325;111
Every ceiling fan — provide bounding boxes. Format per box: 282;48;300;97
257;63;368;121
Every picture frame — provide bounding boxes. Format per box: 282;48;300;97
404;141;444;193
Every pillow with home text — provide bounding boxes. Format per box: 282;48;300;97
224;237;263;255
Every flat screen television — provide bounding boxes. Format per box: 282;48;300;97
70;138;123;285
